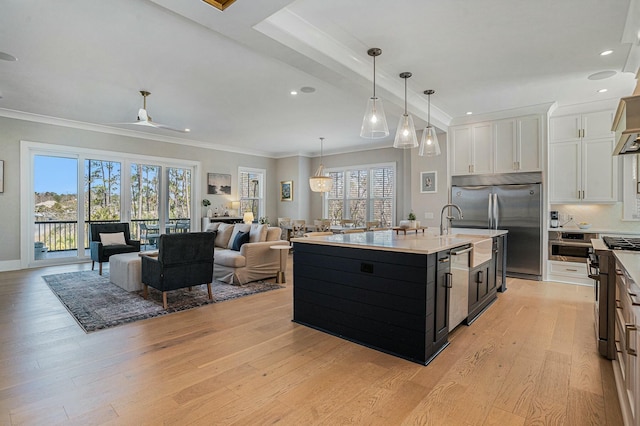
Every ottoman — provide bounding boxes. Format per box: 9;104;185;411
109;252;143;291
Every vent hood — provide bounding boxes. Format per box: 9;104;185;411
613;95;640;155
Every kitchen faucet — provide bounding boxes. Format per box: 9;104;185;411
440;204;463;235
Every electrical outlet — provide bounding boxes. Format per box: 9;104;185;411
424;212;434;219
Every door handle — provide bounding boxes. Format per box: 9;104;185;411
626;324;637;356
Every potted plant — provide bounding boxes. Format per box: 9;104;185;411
408;211;417;228
202;199;212;218
258;216;269;225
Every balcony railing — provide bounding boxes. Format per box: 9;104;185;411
34;218;191;252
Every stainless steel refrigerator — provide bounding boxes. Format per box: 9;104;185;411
451;172;543;280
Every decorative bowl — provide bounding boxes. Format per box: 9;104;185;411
577;222;592;229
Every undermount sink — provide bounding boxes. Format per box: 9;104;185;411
438;234;493;267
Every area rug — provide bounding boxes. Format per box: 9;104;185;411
42;271;282;333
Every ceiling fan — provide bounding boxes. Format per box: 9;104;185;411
117;90;190;133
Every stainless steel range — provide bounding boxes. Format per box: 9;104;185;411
591;236;640;359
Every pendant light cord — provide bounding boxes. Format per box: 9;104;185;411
372;56;376;99
404;78;407;114
427;92;431;127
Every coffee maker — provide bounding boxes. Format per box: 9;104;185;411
550;211;559;228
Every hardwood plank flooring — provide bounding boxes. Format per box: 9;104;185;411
0;258;623;425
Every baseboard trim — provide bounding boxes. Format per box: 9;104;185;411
0;260;22;272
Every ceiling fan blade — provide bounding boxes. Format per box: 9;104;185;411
152;122;190;133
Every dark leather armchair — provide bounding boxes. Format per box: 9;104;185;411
141;232;215;309
89;223;141;275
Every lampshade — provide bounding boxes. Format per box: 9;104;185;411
360;48;389;139
419;126;441;157
309;137;333;192
393;72;418;149
243;211;254;224
419;89;441;157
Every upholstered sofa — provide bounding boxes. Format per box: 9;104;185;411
205;222;288;284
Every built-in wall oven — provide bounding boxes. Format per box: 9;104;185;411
548;231;599;262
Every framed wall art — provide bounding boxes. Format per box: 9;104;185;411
280;180;293;201
420;171;437;193
207;173;231;195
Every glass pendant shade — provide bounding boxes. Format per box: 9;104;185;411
309;137;333;193
419;89;441;157
360;96;389;138
360;48;389;139
393;113;418;149
393;72;418;149
419;126;441;156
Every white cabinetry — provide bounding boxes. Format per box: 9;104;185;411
494;115;543;173
549;110;617;203
451;115;542;175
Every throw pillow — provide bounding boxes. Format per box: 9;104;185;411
215;223;235;248
227;223;251;249
100;232;126;246
205;222;220;232
231;231;250;251
249;224;268;243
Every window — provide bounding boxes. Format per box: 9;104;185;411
238;167;265;220
325;163;395;227
22;142;198;267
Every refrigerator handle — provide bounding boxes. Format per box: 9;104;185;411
493;193;499;229
487;193;493;228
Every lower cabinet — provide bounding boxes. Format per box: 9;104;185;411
292;242;451;365
468;258;497;324
613;258;640;425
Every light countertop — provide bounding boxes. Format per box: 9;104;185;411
292;228;507;255
550;227;640;235
614;251;640;287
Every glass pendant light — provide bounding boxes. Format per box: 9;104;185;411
419;89;441;157
393;72;418;149
360;48;389;139
309;137;333;192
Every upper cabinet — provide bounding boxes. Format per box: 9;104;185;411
549;110;617;203
450;115;543;175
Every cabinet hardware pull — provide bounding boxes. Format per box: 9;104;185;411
566;268;578;272
439;257;450;263
625;324;637;356
582;190;585;199
477;271;483;283
445;272;453;288
577;190;581;199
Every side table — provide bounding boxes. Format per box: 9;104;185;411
270;245;292;284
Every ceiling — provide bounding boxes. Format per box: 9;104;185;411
1;0;639;158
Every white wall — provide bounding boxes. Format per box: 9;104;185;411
409;130;449;228
275;155;311;223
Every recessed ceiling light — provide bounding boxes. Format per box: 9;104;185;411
0;51;17;61
290;91;298;95
588;70;616;80
600;50;613;56
300;86;316;93
466;111;473;115
597;89;608;93
184;128;191;132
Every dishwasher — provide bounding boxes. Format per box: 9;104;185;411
449;245;472;331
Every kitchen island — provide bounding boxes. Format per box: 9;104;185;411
292;229;507;365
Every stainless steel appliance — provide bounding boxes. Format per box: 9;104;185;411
451;172;542;280
548;231;598;262
591;236;640;359
550;211;559;228
449;245;472;331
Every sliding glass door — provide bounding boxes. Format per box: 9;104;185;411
23;142;199;267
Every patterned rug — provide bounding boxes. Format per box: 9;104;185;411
42;271;282;333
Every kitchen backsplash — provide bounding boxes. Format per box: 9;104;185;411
551;203;640;232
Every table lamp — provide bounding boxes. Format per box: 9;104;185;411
243;211;254;224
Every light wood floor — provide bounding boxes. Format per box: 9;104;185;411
0;257;623;425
